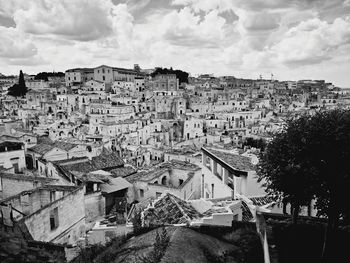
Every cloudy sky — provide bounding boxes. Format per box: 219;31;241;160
0;0;350;86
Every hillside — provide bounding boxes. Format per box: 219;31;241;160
96;226;243;263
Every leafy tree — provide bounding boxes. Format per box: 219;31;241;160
257;115;315;224
8;70;28;97
243;137;266;151
258;109;350;261
298;109;350;261
151;67;189;84
34;71;64;81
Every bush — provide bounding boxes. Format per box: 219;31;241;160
73;235;129;263
140;227;170;263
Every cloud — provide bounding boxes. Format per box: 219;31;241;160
161;7;228;47
241;12;280;31
6;55;47;66
11;0;118;41
172;0;234;13
0;14;15;27
0;26;37;58
272;17;350;66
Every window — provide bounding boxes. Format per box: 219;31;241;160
86;182;94;194
50;207;59;230
139;189;144;198
179;179;184;186
161;176;167;185
211;184;214;198
50;191;56;202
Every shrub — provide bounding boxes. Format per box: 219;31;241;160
140;227;170;263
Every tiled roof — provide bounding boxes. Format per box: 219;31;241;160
160;160;200;171
250;196;276;206
100;177;132;194
124;168;168;183
60;161;95;173
143;193;202;226
57;149;124;174
29;140;78;155
54;156;88;164
29;143;55;155
241;201;254;222
109;167;136;178
91;148;124;169
204;148;255;172
53;141;77;151
202;207;229;217
76;172;110;183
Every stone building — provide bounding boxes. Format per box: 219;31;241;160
1;185;86;245
0;140;26;173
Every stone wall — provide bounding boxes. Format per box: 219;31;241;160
0;177;35;200
84;192;105;225
23;187;86;245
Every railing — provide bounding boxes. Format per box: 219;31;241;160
186;191;195;201
256;210;271;263
126;203;136;223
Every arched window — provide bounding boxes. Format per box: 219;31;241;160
161;176;167;185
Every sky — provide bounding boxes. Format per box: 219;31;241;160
0;0;350;87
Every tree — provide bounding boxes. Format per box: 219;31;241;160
34;71;64;81
257;115;315;224
243;137;266;151
7;70;28;97
258;109;350;261
298;109;350;261
151;67;189;84
140;227;170;263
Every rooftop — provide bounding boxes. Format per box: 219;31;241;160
143;193;202;226
0;173;57;182
29;141;78;155
203;147;255;172
56;148;124;174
